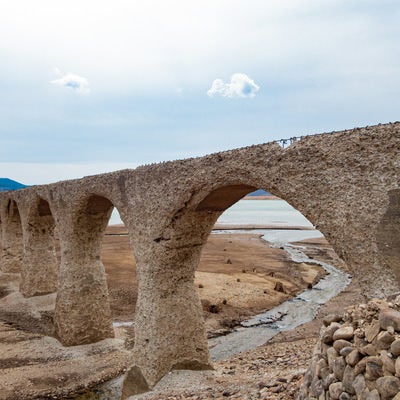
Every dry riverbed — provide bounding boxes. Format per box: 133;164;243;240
0;227;354;400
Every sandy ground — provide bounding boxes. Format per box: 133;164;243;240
0;228;360;399
103;227;325;335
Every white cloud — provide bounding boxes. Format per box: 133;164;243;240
51;68;90;94
207;73;260;98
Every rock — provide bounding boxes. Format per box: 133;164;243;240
376;330;394;350
379;309;400;332
346;349;361;367
333;340;353;353
379;350;395;374
366;389;380;400
391;339;400;356
270;385;284;393
342;365;356;394
327;347;339;366
323;314;343;326
339;347;354;357
354;328;365;338
395;357;400;377
316;358;329;380
323;323;342;344
354;357;369;375
329;382;344;400
365;357;383;380
310;379;324;397
352;374;366;396
355;335;368;349
339;393;351;400
322;373;336;390
332;357;346;380
365;320;381;343
362;344;378;356
393;393;400;400
333;326;354;341
376;376;400;398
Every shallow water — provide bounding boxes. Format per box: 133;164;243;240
209;237;351;361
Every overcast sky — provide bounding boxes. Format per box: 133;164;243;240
1;0;399;184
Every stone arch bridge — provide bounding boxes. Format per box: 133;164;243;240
0;122;399;387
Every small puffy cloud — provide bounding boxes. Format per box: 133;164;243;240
51;68;90;94
207;73;259;98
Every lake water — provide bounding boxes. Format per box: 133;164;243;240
109;199;323;243
216;199;314;228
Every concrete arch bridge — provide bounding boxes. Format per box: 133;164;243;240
0;122;399;388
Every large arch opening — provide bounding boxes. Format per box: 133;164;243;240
1;200;23;273
192;184;350;356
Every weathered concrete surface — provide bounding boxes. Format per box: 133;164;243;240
17;195;58;297
0;122;399;387
0;199;23;272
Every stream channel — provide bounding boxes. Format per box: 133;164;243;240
209;229;351;361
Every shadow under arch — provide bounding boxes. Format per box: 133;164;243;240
1;199;23;273
196;184;258;212
20;197;59;297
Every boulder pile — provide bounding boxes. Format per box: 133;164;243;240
299;297;400;399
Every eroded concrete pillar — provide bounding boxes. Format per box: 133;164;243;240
20;199;58;297
1;200;23;273
131;211;217;387
54;196;114;345
133;243;211;386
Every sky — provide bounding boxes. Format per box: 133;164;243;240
0;0;399;185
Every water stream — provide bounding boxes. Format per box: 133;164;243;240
209;233;351;361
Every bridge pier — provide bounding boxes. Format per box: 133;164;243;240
133;239;212;387
20;199;58;297
53;198;114;346
0;200;23;273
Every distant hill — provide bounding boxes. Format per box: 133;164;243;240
0;178;28;192
247;189;271;196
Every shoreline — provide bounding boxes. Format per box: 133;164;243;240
242;195;281;200
106;223;316;234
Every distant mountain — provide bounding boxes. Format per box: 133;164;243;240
0;178;28;192
247;189;271;196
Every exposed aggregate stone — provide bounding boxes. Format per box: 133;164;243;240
299;297;400;399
